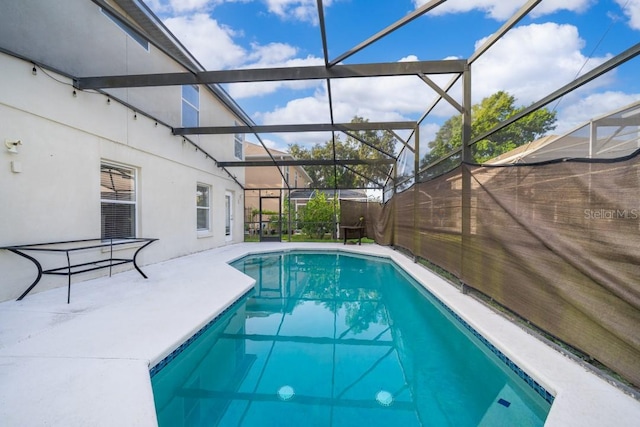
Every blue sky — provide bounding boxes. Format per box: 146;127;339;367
145;0;640;152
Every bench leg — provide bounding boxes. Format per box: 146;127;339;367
132;240;155;279
66;251;72;304
12;249;44;301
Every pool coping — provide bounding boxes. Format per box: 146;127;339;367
0;242;639;426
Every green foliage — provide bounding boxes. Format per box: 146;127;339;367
300;192;339;239
422;91;557;167
289;116;396;188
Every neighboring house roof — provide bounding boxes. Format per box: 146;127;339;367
244;142;312;183
245;141;291;159
289;189;368;200
486;135;558;165
487;101;640;165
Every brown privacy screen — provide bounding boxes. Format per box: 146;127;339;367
341;150;640;388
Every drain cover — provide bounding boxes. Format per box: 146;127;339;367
277;385;295;401
375;390;393;406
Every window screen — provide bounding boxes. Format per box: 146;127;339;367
234;129;243;159
196;184;210;231
182;85;199;128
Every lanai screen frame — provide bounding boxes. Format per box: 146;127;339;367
76;0;640;198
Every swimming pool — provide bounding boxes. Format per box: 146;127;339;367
151;251;552;426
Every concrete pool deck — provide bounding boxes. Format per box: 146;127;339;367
0;242;638;426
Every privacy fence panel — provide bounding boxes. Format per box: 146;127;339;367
341;153;640;387
414;169;463;278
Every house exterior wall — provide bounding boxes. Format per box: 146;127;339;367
0;0;241;162
243;142;311;221
0;2;245;302
244;166;311;221
245;166;284;190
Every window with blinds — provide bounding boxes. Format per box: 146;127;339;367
101;163;136;239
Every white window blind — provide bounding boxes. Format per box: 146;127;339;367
101;163;136;239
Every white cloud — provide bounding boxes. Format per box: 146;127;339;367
415;0;593;21
256;95;333;144
264;0;333;24
227;43;325;98
246;42;299;64
615;0;640;30
169;0;213;13
330;75;442;118
163;13;246;69
146;0;221;14
472;23;612;105
252;67;454;145
252;22;632;150
529;0;593;17
162;13;326;96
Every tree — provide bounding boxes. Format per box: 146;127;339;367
421;91;557;167
289;116;397;188
300;192;339;239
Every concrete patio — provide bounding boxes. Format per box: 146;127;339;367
0;243;638;426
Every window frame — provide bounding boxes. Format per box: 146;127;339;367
234;123;243;160
100;161;138;240
196;183;212;234
182;85;200;128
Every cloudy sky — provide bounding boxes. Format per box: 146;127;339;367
144;0;640;151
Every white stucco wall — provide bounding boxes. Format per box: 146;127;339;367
0;52;245;302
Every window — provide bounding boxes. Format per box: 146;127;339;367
182;85;199;127
295;171;298;188
101;163;136;239
234;124;243;159
196;184;211;231
101;8;149;50
284;166;289;184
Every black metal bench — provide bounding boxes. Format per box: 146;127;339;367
2;238;157;303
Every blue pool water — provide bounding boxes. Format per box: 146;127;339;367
151;251;552;426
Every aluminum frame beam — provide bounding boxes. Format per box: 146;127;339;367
75;60;467;89
218;159;396;167
173;121;416;135
328;0;447;67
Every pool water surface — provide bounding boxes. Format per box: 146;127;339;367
151;251;551;426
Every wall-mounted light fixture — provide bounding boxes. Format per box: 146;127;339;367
32;66;37;75
72;90;77;98
5;139;22;154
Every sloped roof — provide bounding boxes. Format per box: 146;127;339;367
244;142;290;158
487;101;640;165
